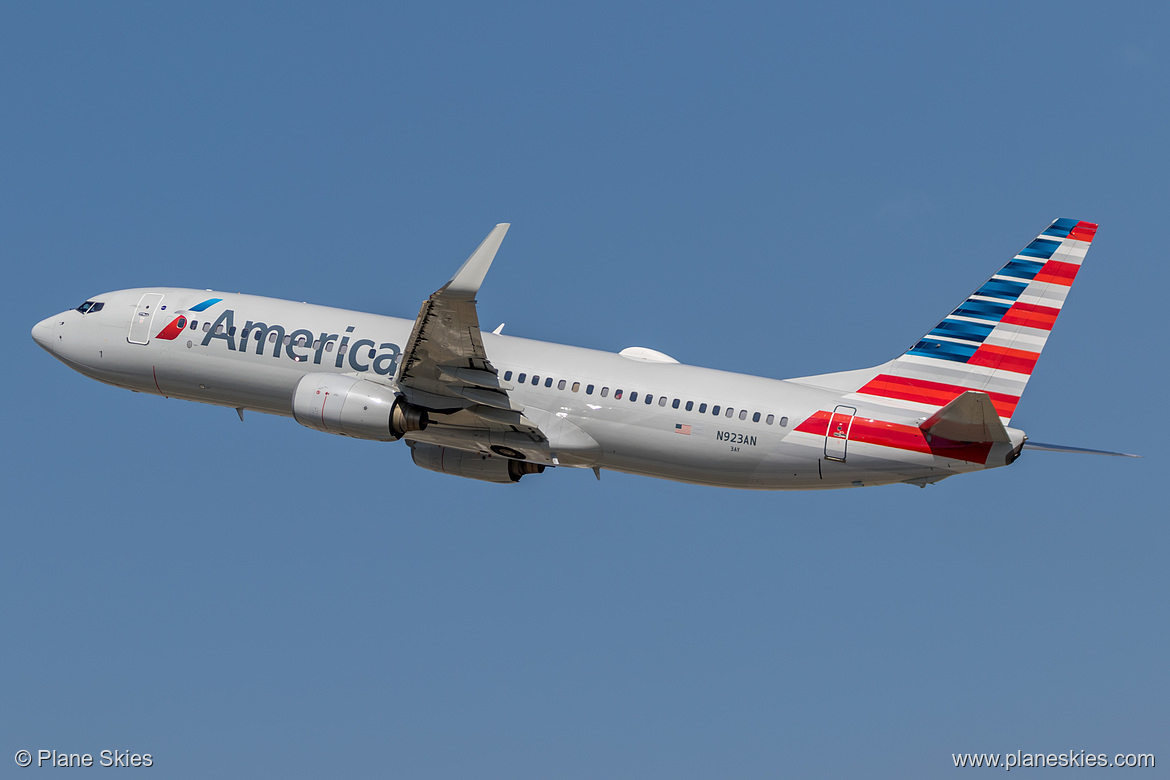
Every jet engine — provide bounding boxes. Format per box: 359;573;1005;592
292;373;428;441
410;442;545;483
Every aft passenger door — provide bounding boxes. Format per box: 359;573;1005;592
824;404;856;462
127;293;164;345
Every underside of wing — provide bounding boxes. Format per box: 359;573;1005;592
394;224;549;458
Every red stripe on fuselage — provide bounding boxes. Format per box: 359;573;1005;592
795;410;992;464
856;374;1019;418
1000;301;1060;331
968;344;1040;375
1033;260;1079;285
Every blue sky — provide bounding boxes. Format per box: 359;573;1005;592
3;2;1165;777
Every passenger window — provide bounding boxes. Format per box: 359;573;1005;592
659;397;667;407
268;332;277;343
600;387;609;397
504;370;513;381
339;344;348;355
780;416;789;427
313;340;321;349
325;341;333;351
698;403;707;413
726;408;734;418
629;391;637;402
518;373;527;383
368;348;376;359
586;384;594;395
685;401;693;411
229;327;236;336
672;399;680;409
203;323;211;332
752;412;760;423
190;320;198;330
646;395;654;405
766;413;774;425
712;405;720;415
545;377;554;388
283;335;291;345
532;375;540;386
614;389;623;399
571;382;580;392
556;379;564;390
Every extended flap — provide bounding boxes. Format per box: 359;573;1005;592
920;391;1011;443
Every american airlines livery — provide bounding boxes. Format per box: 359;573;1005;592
31;218;1135;489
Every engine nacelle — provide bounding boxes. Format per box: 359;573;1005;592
410;442;545;484
292;373;428;441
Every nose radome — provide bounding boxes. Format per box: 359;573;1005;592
31;315;57;350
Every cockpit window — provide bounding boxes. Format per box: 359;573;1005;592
75;301;104;314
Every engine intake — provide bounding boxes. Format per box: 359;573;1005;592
410;442;545;483
292;373;428;441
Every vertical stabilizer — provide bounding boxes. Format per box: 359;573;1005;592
850;218;1096;424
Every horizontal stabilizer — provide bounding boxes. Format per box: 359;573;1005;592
1023;441;1140;458
619;346;680;364
920;391;1010;443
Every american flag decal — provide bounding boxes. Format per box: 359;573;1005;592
675;423;691;435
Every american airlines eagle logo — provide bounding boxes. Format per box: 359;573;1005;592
154;298;222;340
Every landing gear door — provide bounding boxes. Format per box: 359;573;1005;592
127;293;165;345
824;404;856;462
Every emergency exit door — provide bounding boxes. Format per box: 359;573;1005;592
824;405;856;462
127;293;164;345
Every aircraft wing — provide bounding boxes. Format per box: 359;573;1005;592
919;390;1011;443
394;224;548;448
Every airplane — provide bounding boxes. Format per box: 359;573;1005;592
31;218;1135;489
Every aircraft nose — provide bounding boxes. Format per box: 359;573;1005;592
31;315;57;350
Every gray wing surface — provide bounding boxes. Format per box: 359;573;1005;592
395;224;548;453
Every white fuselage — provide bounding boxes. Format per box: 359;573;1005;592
33;287;1018;489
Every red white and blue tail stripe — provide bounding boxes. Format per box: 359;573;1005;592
853;218;1096;425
